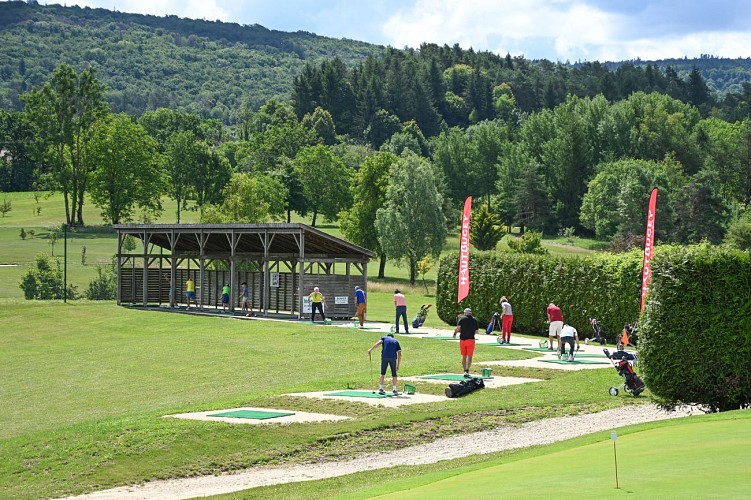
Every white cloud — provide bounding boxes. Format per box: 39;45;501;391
381;0;751;61
382;0;621;60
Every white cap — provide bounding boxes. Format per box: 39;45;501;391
464;308;472;314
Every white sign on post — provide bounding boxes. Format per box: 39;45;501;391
334;296;349;305
270;272;280;288
302;296;312;314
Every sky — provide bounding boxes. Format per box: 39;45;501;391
31;0;751;62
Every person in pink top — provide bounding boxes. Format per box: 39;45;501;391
546;303;564;351
393;289;409;334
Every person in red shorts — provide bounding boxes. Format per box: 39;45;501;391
453;307;479;377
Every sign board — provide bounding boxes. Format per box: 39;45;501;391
303;296;312;313
270;272;280;288
335;296;349;305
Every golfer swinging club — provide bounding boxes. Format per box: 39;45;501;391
368;333;402;395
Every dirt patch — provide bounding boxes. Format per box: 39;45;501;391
283;390;450;407
164;407;349;425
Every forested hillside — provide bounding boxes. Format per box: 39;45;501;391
0;1;383;120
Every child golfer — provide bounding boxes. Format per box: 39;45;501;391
368;333;402;395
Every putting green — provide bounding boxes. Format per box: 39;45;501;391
324;390;395;398
207;410;294;419
419;374;492;381
539;358;609;365
369;415;751;499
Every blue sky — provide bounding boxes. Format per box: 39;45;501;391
34;0;751;62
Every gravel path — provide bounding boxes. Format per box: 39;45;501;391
66;405;694;500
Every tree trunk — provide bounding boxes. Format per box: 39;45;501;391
176;193;181;223
287;208;291;223
76;182;85;226
312;209;318;227
409;257;417;285
378;254;386;279
63;186;72;227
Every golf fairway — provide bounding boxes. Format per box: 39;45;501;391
364;414;750;499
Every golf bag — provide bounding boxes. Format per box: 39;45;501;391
412;304;432;328
604;348;645;396
486;312;501;334
444;377;485;398
588;317;608;345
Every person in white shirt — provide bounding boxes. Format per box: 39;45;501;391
559;324;580;362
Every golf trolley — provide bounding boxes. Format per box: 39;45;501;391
587;317;608;345
604;348;645;397
412;304;432;329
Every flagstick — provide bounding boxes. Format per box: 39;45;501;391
611;431;619;489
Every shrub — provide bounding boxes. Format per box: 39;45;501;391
470;205;504;251
20;227;26;240
639;244;751;412
19;254;77;300
506;231;548;254
85;260;117;300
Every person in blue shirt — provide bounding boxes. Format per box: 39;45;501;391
354;285;367;328
368;333;402;395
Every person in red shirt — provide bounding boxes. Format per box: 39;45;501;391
546;303;564;352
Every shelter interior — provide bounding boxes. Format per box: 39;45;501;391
113;224;375;319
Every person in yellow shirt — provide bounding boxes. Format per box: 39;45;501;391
185;277;196;308
308;286;326;322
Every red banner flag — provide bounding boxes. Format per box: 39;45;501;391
640;188;658;311
458;196;472;303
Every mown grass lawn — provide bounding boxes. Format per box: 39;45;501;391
1;301;631;499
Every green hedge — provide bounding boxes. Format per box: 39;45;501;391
436;251;643;339
639;244;751;412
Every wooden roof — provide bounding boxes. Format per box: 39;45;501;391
113;223;375;260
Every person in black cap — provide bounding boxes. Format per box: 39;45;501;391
453;308;479;377
368;333;402;395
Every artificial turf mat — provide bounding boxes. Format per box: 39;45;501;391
429;336;459;340
419;374;493;381
207;410;295;419
324;390;396;398
524;347;559;352
489;342;530;346
539;358;609;365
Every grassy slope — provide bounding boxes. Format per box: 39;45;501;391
0;302;630;499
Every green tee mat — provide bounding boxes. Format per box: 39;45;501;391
489;342;530;346
418;374;493;380
207;410;294;419
324;390;397;398
523;348;605;358
427;336;459;340
539;358;609;365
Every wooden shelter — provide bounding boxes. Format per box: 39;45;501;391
113;223;375;319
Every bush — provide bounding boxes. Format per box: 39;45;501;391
639;244;751;412
85;260;117;300
19;254;77;300
506;231;548;254
436;250;642;335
